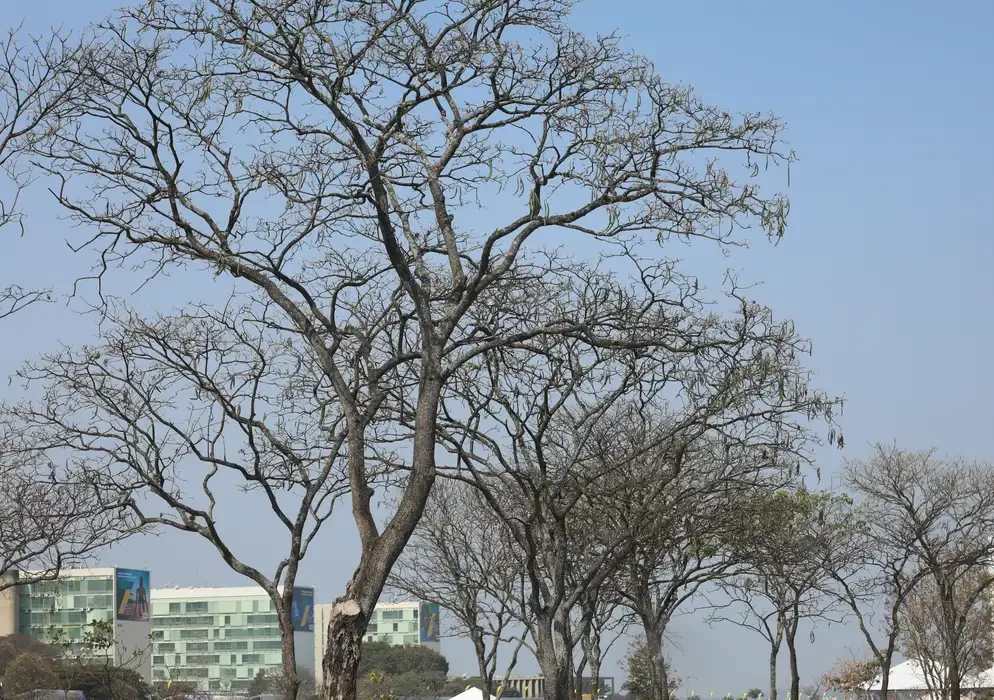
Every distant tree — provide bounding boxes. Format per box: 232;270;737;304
354;642;453;698
902;567;994;700
388;482;526;697
843;446;994;700
745;689;763;699
823;658;878;700
50;619;153;700
622;638;678;700
0;633;58;674
57;665;153;700
711;489;857;700
250;668;318;700
3;651;59;695
154;680;200;698
358;642;449;677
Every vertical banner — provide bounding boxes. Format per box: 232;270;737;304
419;602;440;643
291;587;314;632
115;569;151;622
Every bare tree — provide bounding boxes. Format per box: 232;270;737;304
711;490;855;700
0;413;135;591
846;447;994;700
431;265;836;700
0;27;90;319
388;480;527;698
901;568;994;700
572;575;625;700
0;26;85;232
613;435;789;700
0;285;48;320
12;301;356;700
22;0;814;697
828;446;940;700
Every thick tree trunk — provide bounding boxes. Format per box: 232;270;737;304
321;599;368;700
534;614;573;700
321;377;442;700
642;617;669;700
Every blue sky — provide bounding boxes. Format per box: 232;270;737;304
3;0;993;694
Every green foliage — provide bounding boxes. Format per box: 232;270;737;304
359;642;450;677
354;643;455;699
622;638;678;700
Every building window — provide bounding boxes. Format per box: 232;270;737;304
392;623;398;632
187;602;209;613
169;602;181;614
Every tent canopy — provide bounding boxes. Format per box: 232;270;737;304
448;688;498;700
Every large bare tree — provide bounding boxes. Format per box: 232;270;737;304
429;262;836;700
18;0;815;698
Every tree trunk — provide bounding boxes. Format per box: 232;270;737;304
277;599;301;700
575;654;587;700
589;654;602;700
786;635;799;700
321;377;442;700
878;643;895;700
948;653;960;700
769;645;779;700
786;617;800;700
321;598;368;700
534;615;572;700
470;626;492;693
643;623;669;700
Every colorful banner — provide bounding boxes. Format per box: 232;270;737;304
116;568;151;622
419;602;440;643
291;587;314;632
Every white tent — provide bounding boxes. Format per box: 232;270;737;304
870;660;994;699
448;688;498;700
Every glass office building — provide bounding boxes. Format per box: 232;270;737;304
151;586;315;694
0;567;153;681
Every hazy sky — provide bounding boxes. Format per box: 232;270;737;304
2;0;993;696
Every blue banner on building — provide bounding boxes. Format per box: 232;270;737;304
419;602;440;643
116;568;150;622
291;587;314;632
